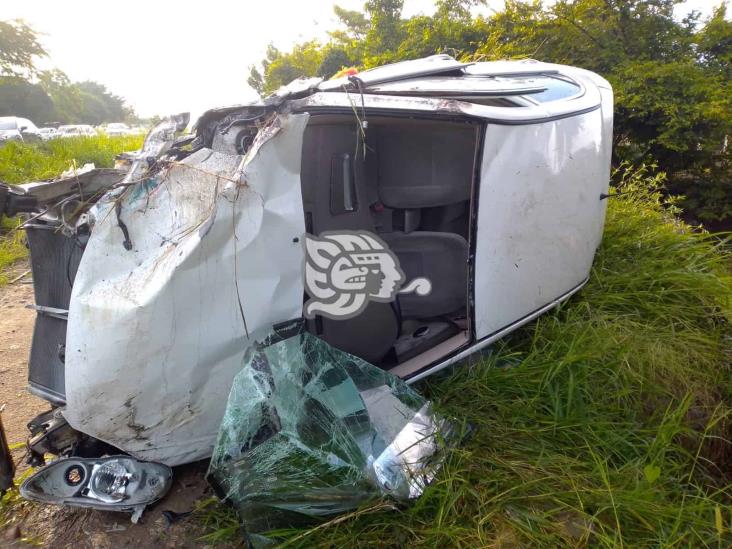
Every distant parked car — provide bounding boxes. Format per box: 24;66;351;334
38;127;60;140
0;116;42;142
58;125;96;138
104;122;131;136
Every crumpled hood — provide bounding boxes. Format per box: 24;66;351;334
63;113;309;465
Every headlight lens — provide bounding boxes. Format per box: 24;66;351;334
20;456;172;522
89;461;133;503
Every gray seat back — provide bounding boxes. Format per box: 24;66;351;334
382;231;468;319
301;124;399;363
376;123;475;209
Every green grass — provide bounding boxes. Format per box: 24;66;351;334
0;217;29;284
199;165;732;547
0;135;143;282
0;449;41;545
0;135;143;184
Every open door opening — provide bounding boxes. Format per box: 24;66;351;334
300;114;480;377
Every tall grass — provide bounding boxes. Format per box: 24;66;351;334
0;135;143;281
0;217;29;284
201;166;732;547
0;135;143;184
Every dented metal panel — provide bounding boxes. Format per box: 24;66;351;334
287;78;601;124
360;75;548;97
318;54;471;91
63;114;309;465
473;106;611;338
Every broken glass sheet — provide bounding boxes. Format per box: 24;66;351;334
207;322;457;540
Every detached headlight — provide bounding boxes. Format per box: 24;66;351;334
20;456;172;522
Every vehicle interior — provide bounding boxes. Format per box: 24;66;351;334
300;114;481;375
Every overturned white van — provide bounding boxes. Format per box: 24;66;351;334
1;55;612;514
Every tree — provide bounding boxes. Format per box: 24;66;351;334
396;0;489;61
248;42;358;96
332;6;370;41
246;0;732;223
362;0;406;64
317;47;355;79
38;70;133;124
76;81;132;124
695;4;732;76
0;19;46;77
0;77;55;122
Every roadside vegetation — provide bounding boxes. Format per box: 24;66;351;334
0;134;143;282
251;0;732;229
196;165;732;546
0;135;143;184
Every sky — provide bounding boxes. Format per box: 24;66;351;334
0;0;722;120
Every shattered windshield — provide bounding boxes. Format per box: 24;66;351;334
207;323;458;544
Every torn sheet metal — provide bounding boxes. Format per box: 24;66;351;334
265;77;324;106
0;166;125;221
63;114;309;465
206;324;457;541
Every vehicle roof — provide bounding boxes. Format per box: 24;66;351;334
0;116;32;124
196;56;611;129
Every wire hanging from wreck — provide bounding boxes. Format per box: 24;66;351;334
343;75;369;161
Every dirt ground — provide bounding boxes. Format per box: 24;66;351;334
0;263;46;450
1;261;238;548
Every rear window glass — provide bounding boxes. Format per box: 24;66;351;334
0;120;17;130
520;76;581;102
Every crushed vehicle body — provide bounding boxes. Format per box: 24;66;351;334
0;55;612;518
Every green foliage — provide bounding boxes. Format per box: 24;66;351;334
0;65;134;127
362;0;405;64
249;0;732;225
0;466;40;544
256;42;327;96
0;19;136;125
697;4;732;75
31;70;133;125
0;217;29;285
611;60;730;169
0;134;143;184
0;19;46;77
72;80;132;125
200;165;732;547
0;76;55;122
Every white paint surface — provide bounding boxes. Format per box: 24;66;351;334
473;73;612;338
64;115;309;465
